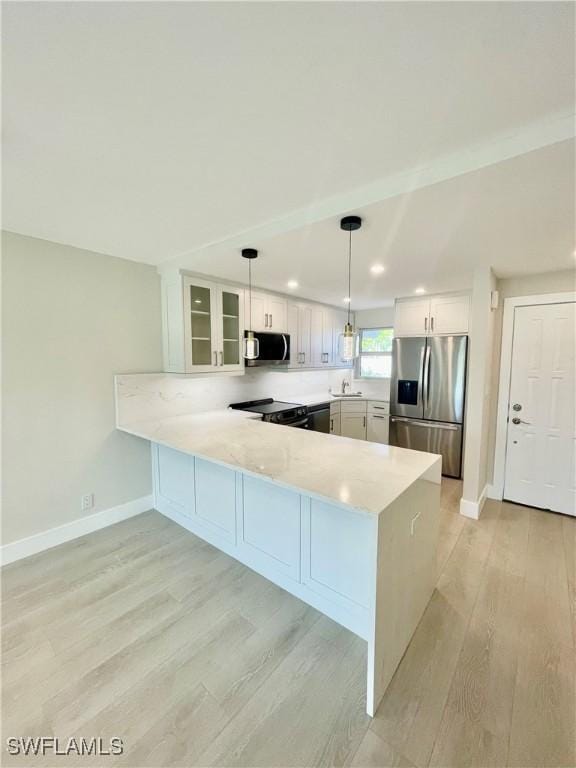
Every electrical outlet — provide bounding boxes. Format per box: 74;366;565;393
81;493;94;512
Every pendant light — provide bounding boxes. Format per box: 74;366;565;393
242;248;260;360
338;215;362;361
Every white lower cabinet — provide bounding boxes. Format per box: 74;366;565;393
155;445;194;515
341;414;367;440
194;457;236;543
152;444;373;639
239;476;301;581
367;414;389;443
340;401;368;440
330;402;341;435
301;498;373;609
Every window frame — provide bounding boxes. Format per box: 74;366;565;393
356;326;394;380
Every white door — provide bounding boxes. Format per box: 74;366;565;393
504;302;575;516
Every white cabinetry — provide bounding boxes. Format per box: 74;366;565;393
246;291;288;333
240;476;301;581
311;306;336;365
329;402;341;435
394;293;469;337
428;295;470;334
367;400;390;444
194;457;237;543
289;303;352;369
394;298;430;337
162;273;244;373
340;401;367;440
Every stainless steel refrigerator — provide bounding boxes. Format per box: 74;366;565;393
389;335;468;478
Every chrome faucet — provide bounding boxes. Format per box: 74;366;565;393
341;378;350;394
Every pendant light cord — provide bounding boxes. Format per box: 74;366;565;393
347;228;352;324
249;258;252;332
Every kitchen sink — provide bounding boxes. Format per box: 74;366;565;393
331;392;363;397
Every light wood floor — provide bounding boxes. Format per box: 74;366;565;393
2;480;575;767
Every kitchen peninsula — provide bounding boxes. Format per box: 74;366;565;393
115;382;441;717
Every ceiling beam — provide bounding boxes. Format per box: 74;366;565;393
158;110;575;275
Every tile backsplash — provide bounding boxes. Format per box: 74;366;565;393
115;367;372;425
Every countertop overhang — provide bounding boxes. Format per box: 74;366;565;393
118;409;441;516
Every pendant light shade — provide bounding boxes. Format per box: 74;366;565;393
338;216;361;362
242;248;259;361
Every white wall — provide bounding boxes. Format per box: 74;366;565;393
2;232;163;545
352;306;395;399
460;266;497;517
355;306;395;329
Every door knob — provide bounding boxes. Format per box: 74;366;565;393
512;417;531;425
512;403;522;411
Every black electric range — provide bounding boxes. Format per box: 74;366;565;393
229;398;309;427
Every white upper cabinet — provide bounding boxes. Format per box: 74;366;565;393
162;272;354;373
245;290;288;333
162;274;244;373
428;294;470;335
289;303;351;368
393;298;431;337
394;293;469;337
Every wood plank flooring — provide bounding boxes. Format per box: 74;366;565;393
2;480;575;767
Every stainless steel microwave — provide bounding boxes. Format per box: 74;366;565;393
244;331;290;367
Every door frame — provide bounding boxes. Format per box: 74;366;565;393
491;291;576;500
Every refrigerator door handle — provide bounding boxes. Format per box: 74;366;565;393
390;417;459;431
423;344;431;411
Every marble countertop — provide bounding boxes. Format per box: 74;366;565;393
118;409;439;516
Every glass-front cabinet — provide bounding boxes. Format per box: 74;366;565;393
183;277;243;372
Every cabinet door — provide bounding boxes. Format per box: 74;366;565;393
183;278;219;372
218;286;243;371
367;414;389;444
194;458;236;543
240;476;301;581
394;299;430;337
429;295;470;335
341;413;367;440
297;305;312;366
330;413;341;435
246;291;268;332
267;295;288;332
322;309;335;365
287;303;300;368
311;307;324;366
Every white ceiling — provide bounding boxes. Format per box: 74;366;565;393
160;139;576;308
3;1;575;307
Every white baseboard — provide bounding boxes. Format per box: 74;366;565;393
459;484;488;520
0;495;154;567
486;483;503;501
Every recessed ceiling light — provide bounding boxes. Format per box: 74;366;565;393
414;287;426;295
194;298;203;304
343;296;351;303
287;279;299;289
370;264;386;275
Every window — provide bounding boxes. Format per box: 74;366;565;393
358;327;394;378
